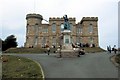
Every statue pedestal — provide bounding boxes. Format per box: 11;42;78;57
57;30;78;58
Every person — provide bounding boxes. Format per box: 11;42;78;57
107;46;109;52
47;46;50;55
78;48;81;57
78;48;85;57
57;45;62;58
113;45;117;54
81;49;85;55
108;45;111;53
59;45;62;58
72;42;76;48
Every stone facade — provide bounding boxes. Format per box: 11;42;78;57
24;13;99;48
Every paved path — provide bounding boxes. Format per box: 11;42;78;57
4;52;118;78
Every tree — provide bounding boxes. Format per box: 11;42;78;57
2;35;18;51
0;38;2;51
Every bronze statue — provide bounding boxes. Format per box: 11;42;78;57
63;15;70;30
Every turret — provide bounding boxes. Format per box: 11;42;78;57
25;13;43;47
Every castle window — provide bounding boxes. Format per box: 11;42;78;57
70;23;72;31
42;37;46;47
77;28;79;33
27;27;29;33
34;36;38;46
80;37;82;43
80;26;82;33
77;27;80;34
89;37;93;43
61;23;64;32
39;27;42;33
42;28;48;33
52;37;56;46
65;39;69;44
52;23;56;33
88;24;93;33
35;23;38;25
77;26;82;34
35;25;39;35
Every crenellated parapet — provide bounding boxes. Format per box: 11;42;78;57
26;13;43;20
80;17;98;24
49;17;76;21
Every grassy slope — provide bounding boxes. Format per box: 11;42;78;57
3;47;57;53
3;47;105;53
83;47;106;53
115;54;120;64
2;55;43;79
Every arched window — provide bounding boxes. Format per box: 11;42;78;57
70;23;72;31
52;23;56;33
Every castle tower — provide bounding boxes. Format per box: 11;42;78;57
80;17;99;47
24;14;43;47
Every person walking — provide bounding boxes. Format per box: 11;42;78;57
78;48;81;57
113;45;117;54
47;46;50;55
108;45;111;53
107;46;109;53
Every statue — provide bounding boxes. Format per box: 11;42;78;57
63;15;70;30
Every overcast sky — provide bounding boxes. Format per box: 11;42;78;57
0;0;119;49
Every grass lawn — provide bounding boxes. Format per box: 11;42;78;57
1;55;44;80
3;47;57;54
83;47;106;53
3;47;105;54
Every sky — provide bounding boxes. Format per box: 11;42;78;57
118;1;120;48
0;0;119;50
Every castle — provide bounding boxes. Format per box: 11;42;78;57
24;13;99;48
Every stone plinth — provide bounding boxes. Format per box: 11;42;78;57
57;30;79;58
57;49;79;58
61;49;78;58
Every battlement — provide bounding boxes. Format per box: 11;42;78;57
80;17;98;24
26;13;43;20
49;17;76;21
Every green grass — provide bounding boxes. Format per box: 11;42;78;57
83;47;106;53
2;55;44;79
3;47;57;54
3;47;105;53
3;47;46;53
115;54;120;64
